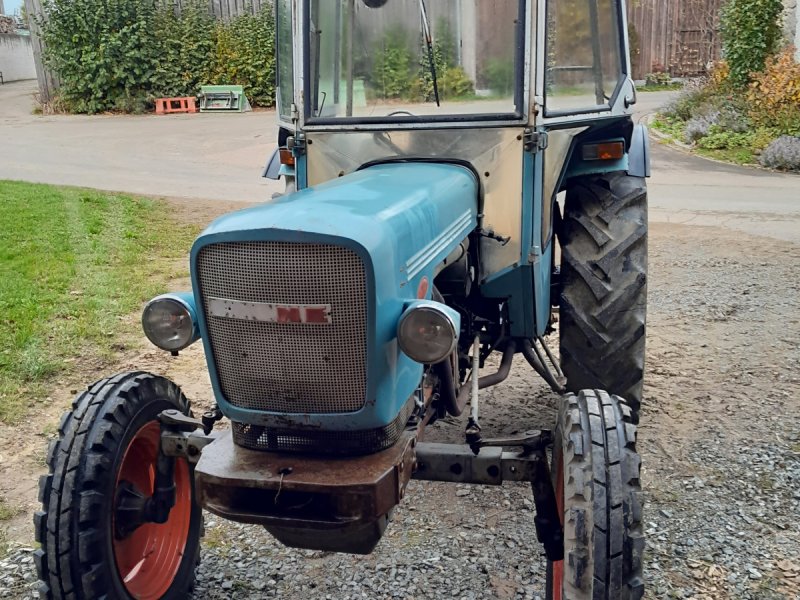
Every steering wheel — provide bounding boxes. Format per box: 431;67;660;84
387;110;416;117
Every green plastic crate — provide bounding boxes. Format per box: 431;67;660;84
198;85;252;112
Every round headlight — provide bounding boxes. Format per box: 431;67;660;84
142;297;195;352
397;305;458;364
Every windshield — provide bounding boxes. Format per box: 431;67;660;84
305;0;524;122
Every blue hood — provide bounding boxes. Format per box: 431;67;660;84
190;162;479;431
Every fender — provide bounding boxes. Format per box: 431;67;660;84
627;124;651;178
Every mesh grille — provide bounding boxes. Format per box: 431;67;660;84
197;241;367;414
231;399;415;455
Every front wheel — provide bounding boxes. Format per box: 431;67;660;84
35;372;202;599
546;390;645;600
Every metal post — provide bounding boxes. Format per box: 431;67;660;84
333;1;342;105
470;335;480;423
587;0;605;105
345;0;355;117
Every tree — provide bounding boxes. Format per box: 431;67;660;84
720;0;784;86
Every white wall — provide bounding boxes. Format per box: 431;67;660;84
0;33;36;82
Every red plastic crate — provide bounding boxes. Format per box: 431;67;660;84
154;97;198;115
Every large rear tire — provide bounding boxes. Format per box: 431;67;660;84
34;372;202;600
546;390;645;600
559;172;647;422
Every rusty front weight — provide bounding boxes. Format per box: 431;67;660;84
193;431;417;554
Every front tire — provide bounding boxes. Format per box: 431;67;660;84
546;390;645;600
35;372;202;600
559;173;647;422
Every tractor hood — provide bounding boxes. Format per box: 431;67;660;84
190;162;479;435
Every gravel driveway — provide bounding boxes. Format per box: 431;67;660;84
2;86;799;599
2;219;798;599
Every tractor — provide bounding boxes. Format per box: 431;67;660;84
35;0;648;598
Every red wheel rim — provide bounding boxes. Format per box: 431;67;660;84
551;449;565;600
113;421;191;600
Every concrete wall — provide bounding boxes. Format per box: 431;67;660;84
0;33;36;82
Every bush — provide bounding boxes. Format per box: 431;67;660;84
685;112;719;143
696;129;753;150
747;48;800;136
645;72;671;86
38;0;276;113
372;28;413;99
759;135;800;170
39;0;159;113
151;0;216;100
660;80;710;121
483;59;515;95
209;9;276;107
439;66;474;99
720;0;784;87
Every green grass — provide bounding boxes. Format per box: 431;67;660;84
695;146;756;165
636;83;683;92
652;116;761;165
0;498;19;521
0;498;19;558
0;182;200;423
651;116;686;141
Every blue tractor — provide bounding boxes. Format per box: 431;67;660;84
36;1;648;598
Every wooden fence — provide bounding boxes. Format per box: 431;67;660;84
22;0;59;103
627;0;723;79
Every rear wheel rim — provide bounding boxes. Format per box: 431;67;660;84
551;449;565;600
113;421;192;600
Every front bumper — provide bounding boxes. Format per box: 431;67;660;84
195;430;416;554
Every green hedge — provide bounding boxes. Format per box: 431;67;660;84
39;0;276;113
720;0;784;87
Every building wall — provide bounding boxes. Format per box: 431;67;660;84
785;0;800;59
0;33;36;81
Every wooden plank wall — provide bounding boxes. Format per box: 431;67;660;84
22;0;59;103
627;0;723;79
175;0;267;19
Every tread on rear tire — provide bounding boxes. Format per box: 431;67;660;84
559;172;647;423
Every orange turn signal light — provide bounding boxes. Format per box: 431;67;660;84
279;147;295;167
582;141;625;161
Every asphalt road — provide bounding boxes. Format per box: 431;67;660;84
634;91;800;243
1;82;798;242
0;80;281;203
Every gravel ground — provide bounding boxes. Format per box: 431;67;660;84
2;221;799;599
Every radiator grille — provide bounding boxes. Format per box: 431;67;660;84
196;241;367;414
231;399;415;455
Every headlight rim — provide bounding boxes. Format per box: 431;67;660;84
397;302;459;365
141;295;197;353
